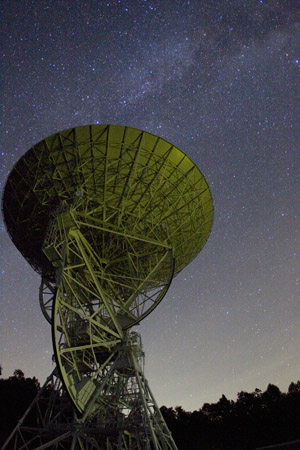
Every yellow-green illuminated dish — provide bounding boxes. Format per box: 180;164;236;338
3;125;213;415
3;124;213;280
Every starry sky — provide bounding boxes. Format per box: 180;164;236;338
1;0;299;411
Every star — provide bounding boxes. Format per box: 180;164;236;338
1;0;299;412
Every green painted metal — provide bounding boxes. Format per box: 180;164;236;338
2;124;213;449
3;124;213;282
50;205;174;414
39;278;56;323
3;334;179;450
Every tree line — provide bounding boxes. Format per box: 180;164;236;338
161;381;300;449
0;369;299;449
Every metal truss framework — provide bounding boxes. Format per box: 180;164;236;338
41;200;174;414
3;125;213;282
2;334;178;450
2;125;214;450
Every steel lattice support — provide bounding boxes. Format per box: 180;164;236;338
2;124;213;450
1;370;101;450
44;203;174;417
2;334;177;450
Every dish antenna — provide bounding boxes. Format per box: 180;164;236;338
2;124;213;449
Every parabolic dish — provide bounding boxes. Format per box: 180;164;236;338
3;124;214;415
3;124;213;282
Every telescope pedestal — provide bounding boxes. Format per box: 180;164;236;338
2;333;178;450
2;124;213;450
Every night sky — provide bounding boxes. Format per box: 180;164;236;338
1;0;299;411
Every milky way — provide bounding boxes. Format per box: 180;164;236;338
1;0;299;410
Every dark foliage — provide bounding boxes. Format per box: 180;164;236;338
0;370;40;445
161;382;300;450
0;369;299;449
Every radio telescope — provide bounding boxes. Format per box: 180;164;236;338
2;124;213;449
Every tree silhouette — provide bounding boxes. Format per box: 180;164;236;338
1;369;300;450
161;381;300;450
288;381;300;394
0;369;40;445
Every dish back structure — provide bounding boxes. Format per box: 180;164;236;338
2;124;213;450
